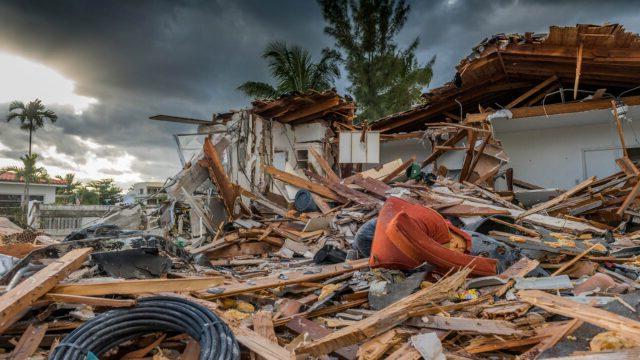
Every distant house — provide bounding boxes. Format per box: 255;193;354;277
125;181;166;206
0;172;65;213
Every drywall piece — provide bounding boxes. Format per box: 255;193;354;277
410;332;445;360
515;275;574;290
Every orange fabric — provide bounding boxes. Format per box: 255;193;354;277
369;197;497;276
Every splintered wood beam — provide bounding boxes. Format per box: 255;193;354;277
518;289;640;344
458;130;477;182
0;247;92;333
8;323;48;360
574;42;584;100
309;147;340;183
43;294;137;308
464;133;491;181
611;100;629;158
421;129;466;167
253;310;278;360
466;95;640;123
506;75;558;109
381;156;415;183
203;137;239;215
263;165;344;202
295;269;470;358
50;277;224;296
515;176;596;220
617;179;640;216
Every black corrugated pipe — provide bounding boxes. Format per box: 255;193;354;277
50;296;239;360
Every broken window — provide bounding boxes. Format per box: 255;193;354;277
296;149;309;170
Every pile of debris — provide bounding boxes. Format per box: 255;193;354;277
5;23;640;359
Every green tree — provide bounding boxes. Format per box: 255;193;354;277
6;99;57;212
86;179;122;205
0;153;50;184
55;173;80;204
238;41;341;99
318;0;435;122
74;185;100;205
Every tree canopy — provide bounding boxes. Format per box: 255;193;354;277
238;41;341;99
318;0;434;122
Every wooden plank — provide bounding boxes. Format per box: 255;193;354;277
203;137;239;215
466;95;640;123
507;75;559;109
464;181;522;210
253;310;278;360
309;147;340;183
573;43;583;100
295;269;469;358
385;342;422;360
351;175;391;198
0;248;92;333
516;176;596;220
518;290;640;343
463;133;491;182
458;130;477;182
612;100;629;158
264;165;344;202
381;156;415;183
421;130;466;167
50;277;224;296
286;316;357;360
43;294;136;308
406;315;522;336
519;319;583;360
7;323;48;360
278;97;340;123
551;243;599;276
465;335;548;354
617;179;640;216
356;328;412;360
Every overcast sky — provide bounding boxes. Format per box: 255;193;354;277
0;0;638;189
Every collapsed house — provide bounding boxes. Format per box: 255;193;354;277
5;23;640;359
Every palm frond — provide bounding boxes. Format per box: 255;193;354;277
237;81;278;99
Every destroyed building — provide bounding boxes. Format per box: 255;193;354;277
5;23;640;359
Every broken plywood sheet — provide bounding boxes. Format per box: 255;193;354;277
357;158;404;180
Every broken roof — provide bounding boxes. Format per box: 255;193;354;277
0;172;66;186
251;90;355;125
372;24;640;133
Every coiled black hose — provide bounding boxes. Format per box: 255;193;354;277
50;296;240;360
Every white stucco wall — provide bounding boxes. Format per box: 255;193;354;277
493;104;640;189
363;138;431;170
0;182;57;203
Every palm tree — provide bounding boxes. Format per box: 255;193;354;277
0;154;50;184
55;173;78;193
238;42;341;99
55;173;79;204
7;99;57;213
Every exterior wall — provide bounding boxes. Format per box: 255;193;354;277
126;182;165;206
224;112;331;202
31;204;115;237
493;105;640;189
0;182;57;203
363;138;430;170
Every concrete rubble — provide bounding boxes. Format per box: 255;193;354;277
5;23;640;359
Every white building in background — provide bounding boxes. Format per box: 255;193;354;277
125;181;166;206
0;172;65;211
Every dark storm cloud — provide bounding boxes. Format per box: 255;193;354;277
0;0;638;184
